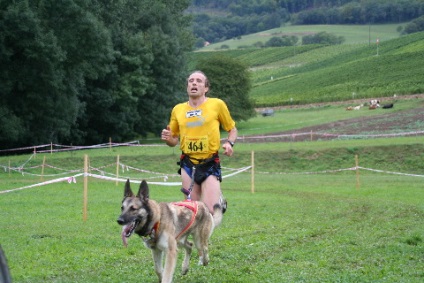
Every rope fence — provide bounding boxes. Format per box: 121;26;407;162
1;153;423;196
2;152;423;222
237;130;424;142
0;129;423;155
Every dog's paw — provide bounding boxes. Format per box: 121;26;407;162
182;267;189;275
198;256;209;266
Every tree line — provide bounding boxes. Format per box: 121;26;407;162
190;0;424;44
293;0;424;25
0;0;193;149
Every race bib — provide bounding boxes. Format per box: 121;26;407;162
184;136;209;154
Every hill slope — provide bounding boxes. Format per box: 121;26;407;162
189;31;424;106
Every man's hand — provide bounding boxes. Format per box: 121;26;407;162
161;125;177;147
222;142;234;157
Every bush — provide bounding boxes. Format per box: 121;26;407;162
302;32;345;45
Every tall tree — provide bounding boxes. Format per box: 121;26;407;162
0;0;114;148
0;0;195;147
78;0;193;143
35;0;114;144
195;55;256;122
0;1;74;147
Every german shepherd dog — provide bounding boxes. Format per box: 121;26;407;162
117;180;224;283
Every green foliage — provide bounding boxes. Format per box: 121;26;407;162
403;15;424;34
265;35;299;47
0;1;80;147
190;0;424;44
294;0;424;25
190;1;288;43
302;31;345;45
0;0;193;148
194;55;256;122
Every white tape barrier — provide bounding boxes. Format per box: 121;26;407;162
256;167;356;175
1;165;422;195
358;166;424;178
0;166;253;194
0;173;84;194
256;166;424;178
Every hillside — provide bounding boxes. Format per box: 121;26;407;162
199;24;404;50
188;0;424;44
188;31;424;107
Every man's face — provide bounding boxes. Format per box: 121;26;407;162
187;72;209;98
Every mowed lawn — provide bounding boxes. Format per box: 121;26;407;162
1;152;423;282
1;99;423;282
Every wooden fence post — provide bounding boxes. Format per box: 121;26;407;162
116;155;120;186
355;154;360;190
83;154;88;222
40;156;46;181
251;151;255;193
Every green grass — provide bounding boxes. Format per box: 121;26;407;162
1;173;423;282
1;99;423;282
251;32;424;105
0;146;424;282
200;24;405;51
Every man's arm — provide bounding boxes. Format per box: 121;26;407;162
226;127;238;144
222;127;237;156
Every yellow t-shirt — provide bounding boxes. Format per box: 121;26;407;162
169;98;235;161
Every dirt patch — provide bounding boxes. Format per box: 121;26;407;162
256;94;424;112
249;95;424;142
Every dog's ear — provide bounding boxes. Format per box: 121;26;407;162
124;179;134;198
137;180;149;202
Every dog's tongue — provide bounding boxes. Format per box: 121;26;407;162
121;226;129;247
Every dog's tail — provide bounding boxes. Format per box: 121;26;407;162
212;198;227;228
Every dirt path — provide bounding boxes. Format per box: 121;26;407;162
256;94;424;112
250;94;424;142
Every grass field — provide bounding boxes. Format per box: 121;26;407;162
1;173;423;282
189;26;424;107
200;24;405;51
1;99;423;282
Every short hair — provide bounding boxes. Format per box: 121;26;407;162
187;70;210;88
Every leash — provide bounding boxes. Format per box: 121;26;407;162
181;152;219;200
180;166;195;200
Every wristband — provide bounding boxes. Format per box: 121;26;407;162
227;140;235;147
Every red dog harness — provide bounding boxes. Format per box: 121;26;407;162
172;200;198;239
